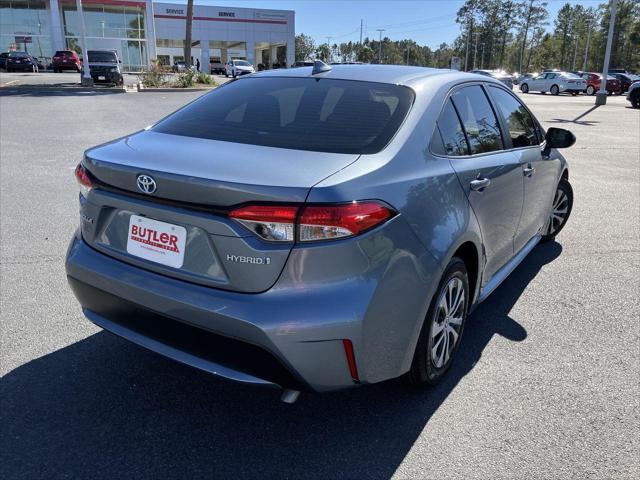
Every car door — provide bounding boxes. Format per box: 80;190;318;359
543;73;558;92
529;74;546;92
487;86;560;252
440;84;525;282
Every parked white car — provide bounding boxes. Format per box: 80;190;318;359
225;60;255;78
520;72;587;96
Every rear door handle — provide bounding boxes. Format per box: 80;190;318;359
523;165;536;177
470;178;491;191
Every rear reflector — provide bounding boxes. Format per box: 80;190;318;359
74;163;93;197
342;339;360;382
229;201;395;243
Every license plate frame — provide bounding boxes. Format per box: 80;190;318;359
126;215;186;268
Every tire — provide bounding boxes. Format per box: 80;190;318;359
571;92;577;96
521;83;529;93
542;178;573;242
586;85;595;95
631;92;640;109
232;70;237;78
551;84;560;95
407;257;469;386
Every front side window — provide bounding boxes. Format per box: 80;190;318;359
489;86;539;148
434;99;468;156
451;85;502;155
153;77;415;155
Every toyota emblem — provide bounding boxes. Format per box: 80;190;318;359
136;174;157;194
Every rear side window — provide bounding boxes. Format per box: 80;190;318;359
433;100;469;156
489;87;539;148
152;77;415;154
451;85;503;155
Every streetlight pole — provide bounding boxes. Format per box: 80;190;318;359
596;0;617;106
76;0;92;86
376;28;384;64
480;43;485;69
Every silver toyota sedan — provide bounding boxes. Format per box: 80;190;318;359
66;63;575;403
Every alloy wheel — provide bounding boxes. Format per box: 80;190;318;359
430;277;465;369
548;188;569;235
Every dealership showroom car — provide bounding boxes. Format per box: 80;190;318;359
65;64;576;403
519;71;587;95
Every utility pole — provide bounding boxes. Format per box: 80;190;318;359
571;10;580;71
360;19;363;44
473;32;480;70
76;0;92;86
583;19;592;71
480;43;485;69
464;18;472;71
376;29;385;64
406;43;410;65
326;36;332;62
596;0;617;106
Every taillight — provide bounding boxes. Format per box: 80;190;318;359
298;201;394;241
74;163;93;197
228;201;395;243
229;204;298;241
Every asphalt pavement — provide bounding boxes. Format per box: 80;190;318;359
1;87;638;479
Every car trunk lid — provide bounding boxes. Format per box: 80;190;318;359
80;130;359;293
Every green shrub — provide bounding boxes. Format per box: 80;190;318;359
194;72;216;85
173;69;196;88
138;60;171;87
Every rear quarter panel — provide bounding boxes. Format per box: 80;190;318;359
304;75;483;380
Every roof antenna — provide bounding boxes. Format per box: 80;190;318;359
312;60;331;75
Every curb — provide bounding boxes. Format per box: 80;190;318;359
0;85;126;93
136;84;213;92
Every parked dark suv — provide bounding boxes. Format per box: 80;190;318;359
52;50;82;72
82;50;123;86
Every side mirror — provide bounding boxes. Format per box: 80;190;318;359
545;127;576;149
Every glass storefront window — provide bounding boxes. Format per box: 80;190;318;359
0;0;50;37
60;3;146;40
60;2;148;71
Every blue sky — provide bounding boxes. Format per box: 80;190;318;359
172;0;604;49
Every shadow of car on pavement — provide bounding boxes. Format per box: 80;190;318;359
1;242;562;479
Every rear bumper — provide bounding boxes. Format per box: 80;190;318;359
65;225;440;392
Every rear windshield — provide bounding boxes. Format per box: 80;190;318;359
88;51;117;63
153;77;415;154
10;52;29;57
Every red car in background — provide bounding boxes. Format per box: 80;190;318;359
52;50;81;72
579;72;622;95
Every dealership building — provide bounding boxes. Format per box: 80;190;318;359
0;0;295;71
